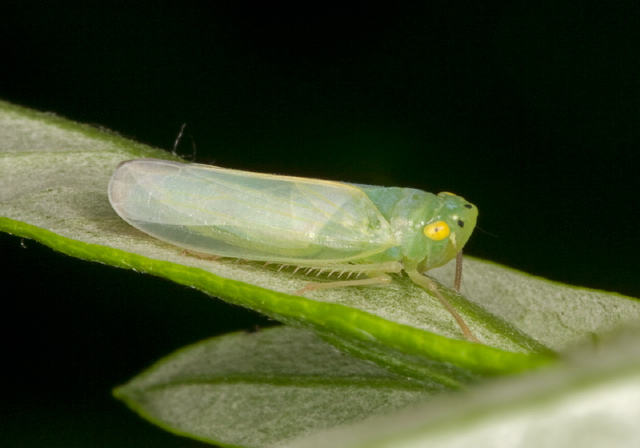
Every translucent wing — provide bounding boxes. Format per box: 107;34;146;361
108;159;397;263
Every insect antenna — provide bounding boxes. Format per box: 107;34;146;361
171;123;198;161
475;224;497;238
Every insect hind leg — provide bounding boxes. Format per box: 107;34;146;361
294;274;393;295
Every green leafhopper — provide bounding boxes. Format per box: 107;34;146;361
108;159;479;341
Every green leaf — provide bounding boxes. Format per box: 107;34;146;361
284;323;640;448
1;100;638;386
116;323;640;448
114;326;440;448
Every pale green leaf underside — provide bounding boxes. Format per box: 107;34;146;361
116;323;640;448
114;326;439;448
1;100;638;383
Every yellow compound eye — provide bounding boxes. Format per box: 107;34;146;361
424;221;450;241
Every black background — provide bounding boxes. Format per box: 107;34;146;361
2;3;639;447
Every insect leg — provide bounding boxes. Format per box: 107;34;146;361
406;269;479;343
181;249;222;261
453;250;463;292
294;275;393;295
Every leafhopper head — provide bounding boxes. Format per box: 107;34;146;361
407;191;478;272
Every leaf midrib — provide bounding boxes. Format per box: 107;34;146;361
119;374;434;391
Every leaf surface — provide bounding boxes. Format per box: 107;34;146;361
115;326;438;448
2;100;638;386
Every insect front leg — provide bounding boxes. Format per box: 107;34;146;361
453;250;463;292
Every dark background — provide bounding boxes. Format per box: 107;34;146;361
2;3;639;447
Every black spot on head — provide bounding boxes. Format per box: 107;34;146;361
464;204;472;209
457;220;464;228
